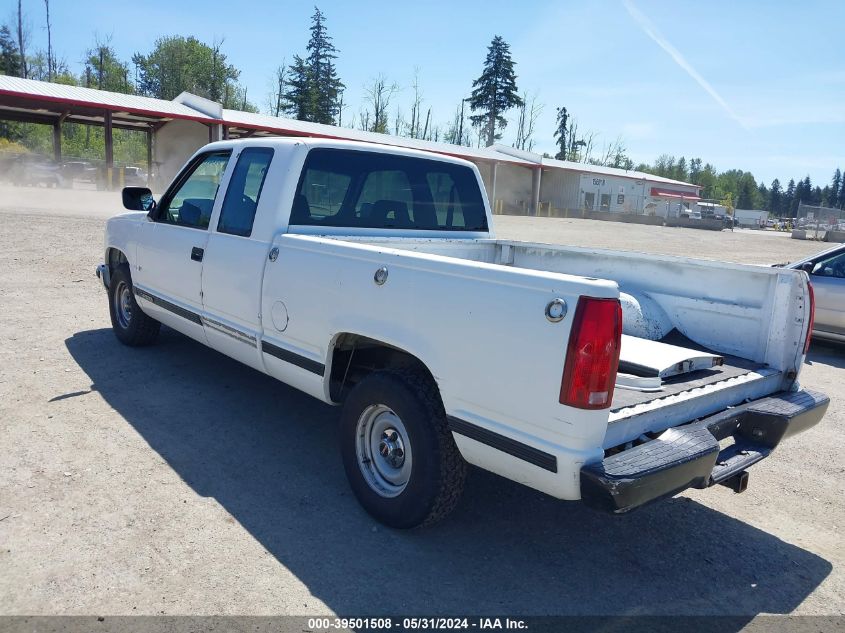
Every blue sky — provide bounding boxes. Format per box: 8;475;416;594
10;0;844;185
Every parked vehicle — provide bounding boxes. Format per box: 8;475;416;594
10;155;64;187
62;160;98;183
123;166;147;186
782;244;845;344
96;139;828;527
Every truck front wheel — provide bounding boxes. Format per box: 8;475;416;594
108;265;161;346
340;368;467;528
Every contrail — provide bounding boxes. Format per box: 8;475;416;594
622;0;747;129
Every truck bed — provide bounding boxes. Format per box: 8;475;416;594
312;234;808;449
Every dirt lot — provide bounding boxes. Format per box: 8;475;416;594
1;186;843;618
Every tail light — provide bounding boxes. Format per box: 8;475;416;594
803;282;815;354
559;297;623;409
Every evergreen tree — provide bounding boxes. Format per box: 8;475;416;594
0;25;22;76
784;179;796;217
688;158;702;184
305;7;344;124
831;168;842;209
769;179;782;215
757;181;768;210
467;35;523;146
553;106;568;160
284;55;312;120
736;172;757;209
840;173;845;209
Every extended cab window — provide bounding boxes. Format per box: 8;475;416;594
157;151;230;229
289;148;488;231
217;148;273;237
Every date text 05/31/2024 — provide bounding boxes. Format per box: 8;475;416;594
306;617;528;630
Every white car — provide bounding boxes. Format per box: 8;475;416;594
96;138;828;527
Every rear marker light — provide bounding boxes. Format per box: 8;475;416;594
803;282;815;354
559;297;623;410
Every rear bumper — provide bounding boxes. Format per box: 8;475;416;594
580;389;829;514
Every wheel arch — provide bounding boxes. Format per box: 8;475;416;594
326;332;439;404
106;247;129;273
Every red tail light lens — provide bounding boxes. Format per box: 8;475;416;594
559;297;623;409
803;282;815;354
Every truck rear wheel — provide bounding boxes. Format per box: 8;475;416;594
108;265;160;346
340;368;467;528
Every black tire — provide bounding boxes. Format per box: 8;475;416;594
108;264;160;346
340;368;467;528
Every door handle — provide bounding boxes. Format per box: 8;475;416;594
191;247;204;262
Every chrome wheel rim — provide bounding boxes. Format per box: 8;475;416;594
356;404;412;498
114;280;133;329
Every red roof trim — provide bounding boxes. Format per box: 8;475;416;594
650;186;701;200
0;88;220;125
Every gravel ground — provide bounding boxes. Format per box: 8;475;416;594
0;187;843;618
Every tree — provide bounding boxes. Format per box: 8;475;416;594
283;55;311;120
133;36;242;104
513;91;542;151
831;168;842;209
467;35;523;146
443;99;470;146
87;39;133;93
757;182;768;211
736;172;758;209
407;68;424;139
784;179;796;217
721;192;734;214
0;25;22;76
305;7;344;124
268;62;287;117
553;106;568;160
675;156;688;182
593;136;629;168
769;179;782;215
688;158;702;184
839;171;845;209
361;74;397;133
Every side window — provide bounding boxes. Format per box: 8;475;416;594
157;152;230;229
217;148;274;237
812;251;845;278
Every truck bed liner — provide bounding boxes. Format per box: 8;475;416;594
611;332;769;411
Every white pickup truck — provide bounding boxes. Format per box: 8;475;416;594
97;138;828;528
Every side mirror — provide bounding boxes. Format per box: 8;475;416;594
801;262;815;275
122;186;156;213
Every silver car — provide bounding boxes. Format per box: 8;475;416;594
787;244;845;344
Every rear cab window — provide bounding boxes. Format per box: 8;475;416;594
290;148;488;231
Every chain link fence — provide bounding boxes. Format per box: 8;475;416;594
796;202;845;240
